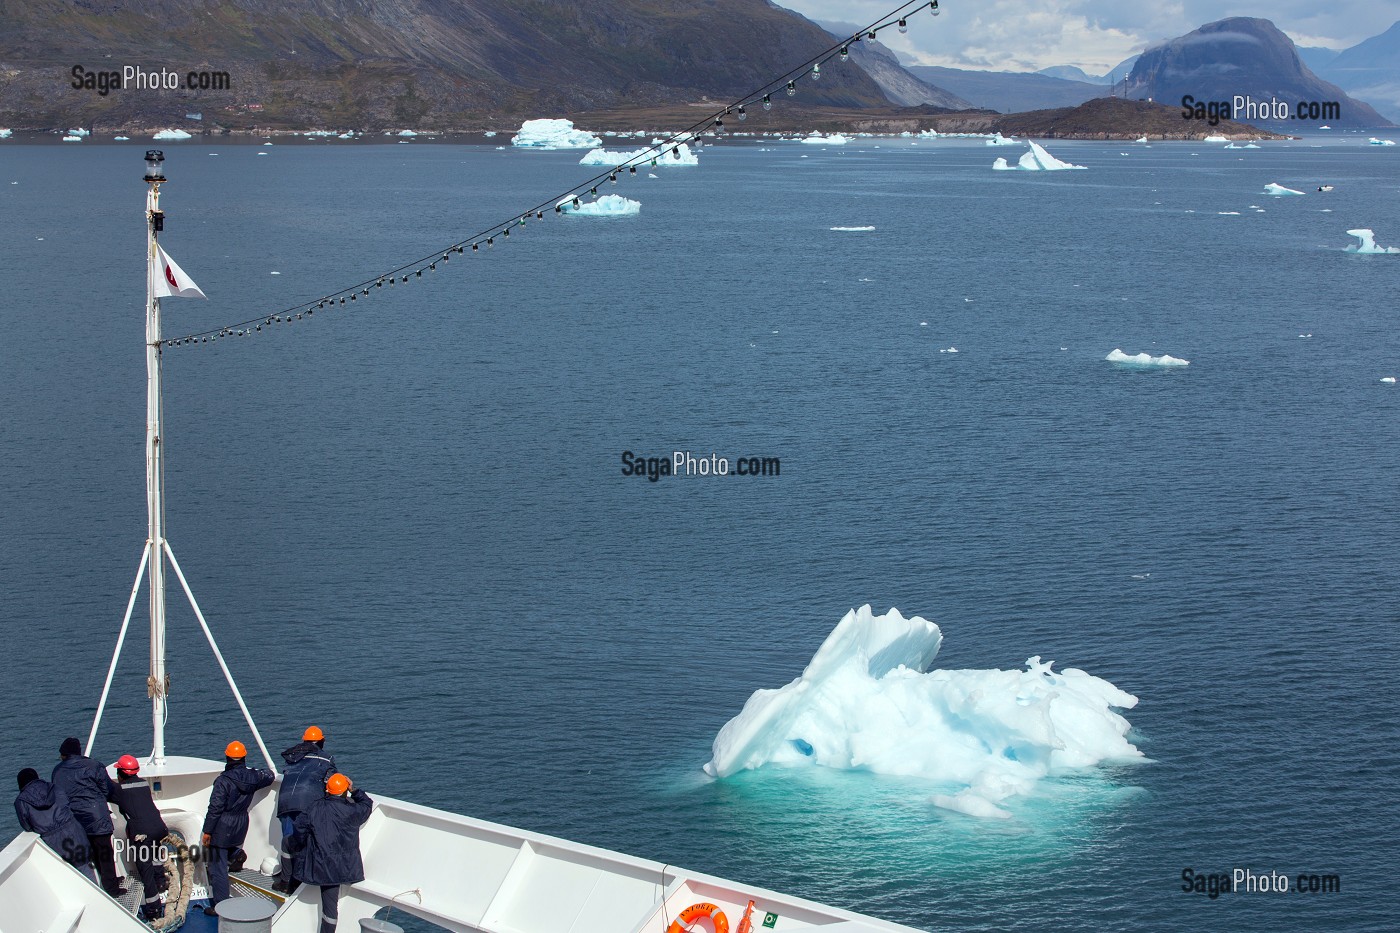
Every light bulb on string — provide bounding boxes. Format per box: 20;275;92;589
786;81;796;97
840;46;849;62
811;63;820;80
930;0;939;15
867;30;876;39
898;18;907;33
762;94;772;111
738;105;747;121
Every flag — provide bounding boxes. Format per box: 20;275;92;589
151;243;207;299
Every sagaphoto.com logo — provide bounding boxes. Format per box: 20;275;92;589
71;64;231;96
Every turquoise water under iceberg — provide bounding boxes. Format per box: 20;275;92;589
1;134;1397;931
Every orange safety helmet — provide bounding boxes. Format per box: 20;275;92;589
303;726;324;742
116;755;140;774
225;741;248;759
325;773;351;796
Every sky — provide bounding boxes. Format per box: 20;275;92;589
777;0;1400;74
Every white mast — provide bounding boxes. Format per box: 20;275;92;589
144;150;169;766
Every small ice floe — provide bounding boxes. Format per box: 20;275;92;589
1131;573;1151;580
270;271;280;275
398;130;418;137
1320;208;1333;212
113;135;129;141
153;129;192;140
1203;134;1228;142
263;141;273;146
992;140;1085;171
1135;135;1148;143
939;347;959;353
985;133;1018;146
829;226;874;232
1264;182;1305;196
647;173;658;178
1298;333;1313;338
1345;229;1400;253
1317;185;1333;192
1106;349;1189;368
0;128;11;139
62;135;82;142
557;194;640;217
920;322;928;327
512;119;601;149
257;152;268;156
1382;377;1397;384
1368;137;1396;146
1218;211;1241;215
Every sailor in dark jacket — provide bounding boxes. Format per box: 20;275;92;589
273;725;337;893
14;768;94;879
290;773;373;933
51;736;123;895
108;755;169;921
200;741;274;915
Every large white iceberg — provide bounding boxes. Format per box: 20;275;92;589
511;118;601;149
1368;137;1396;146
558;194;640;217
0;128;11;139
579;143;697;167
1263;182;1304;196
985;133;1018;146
703;605;1142;819
1203;134;1228;142
1106;349;1190;367
800;132;848;145
152;128;193;140
1345;229;1400;254
992;141;1086;171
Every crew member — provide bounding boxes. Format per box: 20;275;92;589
273;725;337;893
14;768;94;878
200;741;274;916
108;755;169;922
51;736;124;896
290;773;373;933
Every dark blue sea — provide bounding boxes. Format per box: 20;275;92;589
2;132;1397;931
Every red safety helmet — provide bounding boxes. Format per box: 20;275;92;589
116;755;140;775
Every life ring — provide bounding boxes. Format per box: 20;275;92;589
667;901;730;933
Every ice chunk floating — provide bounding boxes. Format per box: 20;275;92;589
1263;182;1304;196
511;118;601;149
704;606;1142;819
992;141;1086;171
580;144;697;166
1345;229;1400;254
557;194;640;217
1107;349;1190;367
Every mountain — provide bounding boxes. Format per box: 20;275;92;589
992;96;1280;140
1038;55;1139;86
815;24;971;109
1297;46;1342;73
1127;17;1390;127
906;66;1108;113
1318;21;1400;124
0;0;894;129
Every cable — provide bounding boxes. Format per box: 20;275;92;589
163;0;943;348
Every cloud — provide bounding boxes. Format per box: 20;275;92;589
775;0;1400;71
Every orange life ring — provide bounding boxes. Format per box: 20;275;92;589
667;902;730;933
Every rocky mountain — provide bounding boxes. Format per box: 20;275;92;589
906;66;1108;113
0;0;895;129
1038;55;1139;86
1126;17;1390;127
815;27;971;109
1317;20;1400;124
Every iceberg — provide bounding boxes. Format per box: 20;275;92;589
829;226;875;232
1203;134;1228;142
1368;137;1396;146
579;143;697;167
1106;349;1190;367
703;606;1141;819
992;141;1086;171
398;129;418;137
1345;229;1400;254
801;133;849;145
153;129;192;140
558;194;639;217
1383;377;1397;384
0;128;11;138
985;133;1018;146
67;128;90;137
1263;182;1304;196
62;135;82;142
511;118;602;149
1134;135;1148;143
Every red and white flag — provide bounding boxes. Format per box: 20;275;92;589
151;243;207;299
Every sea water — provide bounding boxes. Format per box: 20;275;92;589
1;135;1397;931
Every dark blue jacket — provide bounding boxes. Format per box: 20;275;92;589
290;788;372;886
15;779;91;867
201;763;274;847
50;755;114;836
108;776;168;841
277;742;337;817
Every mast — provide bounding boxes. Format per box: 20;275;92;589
144;150;169;765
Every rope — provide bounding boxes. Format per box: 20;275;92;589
150;831;195;931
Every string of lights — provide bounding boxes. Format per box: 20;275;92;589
163;0;943;348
